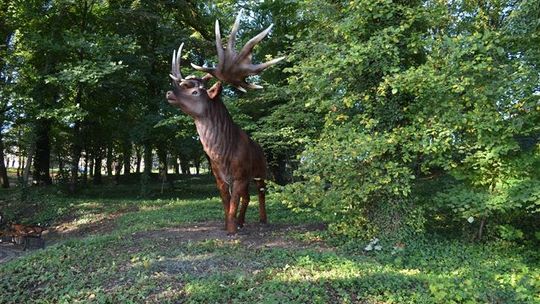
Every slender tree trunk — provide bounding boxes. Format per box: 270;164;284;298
83;151;88;183
140;142;153;196
106;145;113;177
57;153;64;182
114;157;122;185
89;156;94;178
32;119;53;185
17;153;22;177
180;157;191;176
135;146;142;173
143;143;152;176
173;157;180;175
194;158;201;175
93;154;102;185
157;148;168;182
69;123;82;193
123;140;131;176
0;132;10;188
23;144;36;187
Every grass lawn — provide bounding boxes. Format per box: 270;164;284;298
0;176;538;303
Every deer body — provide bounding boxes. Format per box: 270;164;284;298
167;79;267;234
195;95;267;232
195;111;267;185
167;11;283;234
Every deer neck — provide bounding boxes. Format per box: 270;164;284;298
194;101;239;162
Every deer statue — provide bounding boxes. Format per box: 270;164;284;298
166;11;285;235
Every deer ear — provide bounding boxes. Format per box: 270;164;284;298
207;81;222;100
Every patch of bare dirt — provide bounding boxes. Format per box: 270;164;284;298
128;221;330;278
132;221;328;250
46;206;139;242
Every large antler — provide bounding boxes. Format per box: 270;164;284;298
191;10;285;92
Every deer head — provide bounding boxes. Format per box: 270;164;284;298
166;44;221;118
166;10;285;114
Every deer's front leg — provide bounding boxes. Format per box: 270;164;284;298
226;180;248;235
215;178;231;230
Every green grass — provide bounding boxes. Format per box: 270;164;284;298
0;177;538;303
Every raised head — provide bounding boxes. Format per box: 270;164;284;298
166;43;222;118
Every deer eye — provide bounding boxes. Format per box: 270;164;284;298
192;90;200;96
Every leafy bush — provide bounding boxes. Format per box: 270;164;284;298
276;123;425;240
276;0;540;241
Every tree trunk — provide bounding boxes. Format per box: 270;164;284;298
123;140;131;176
194;157;201;175
23;144;36;187
157;148;173;193
82;151;88;183
173;157;180;175
180;157;191;176
17;153;22;177
140;142;153;196
157;148;168;182
69;123;82;193
106;145;113;177
93;154;102;185
143;143;152;175
57;153;64;183
89;157;94;178
0;132;10;188
114;157;122;185
32;119;52;185
135;146;142;173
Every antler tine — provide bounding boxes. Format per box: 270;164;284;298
169;50;180;82
176;43;183;78
169;43;185;82
243;82;263;90
190;63;214;74
215;20;225;71
227;9;243;52
171;49;176;75
250;56;286;74
238;24;273;61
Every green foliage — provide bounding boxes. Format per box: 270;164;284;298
275;0;540;241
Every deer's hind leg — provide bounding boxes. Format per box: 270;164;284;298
237;183;250;228
256;179;267;224
226;180;248;235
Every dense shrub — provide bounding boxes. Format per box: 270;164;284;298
277;0;540;240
